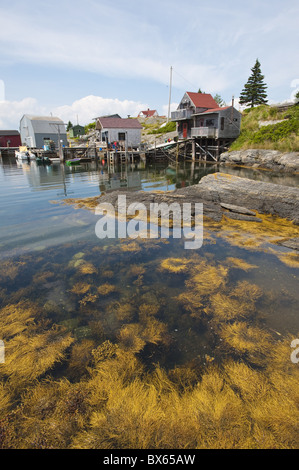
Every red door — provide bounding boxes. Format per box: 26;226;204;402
183;123;188;138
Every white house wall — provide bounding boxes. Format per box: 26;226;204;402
101;128;141;147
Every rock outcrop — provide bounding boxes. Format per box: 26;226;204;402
94;173;299;225
219;149;299;173
63;173;299;249
187;173;299;224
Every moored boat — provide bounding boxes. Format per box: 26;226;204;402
15;146;36;161
66;158;81;166
36;155;52;165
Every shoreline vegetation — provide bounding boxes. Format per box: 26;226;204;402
226;104;299;153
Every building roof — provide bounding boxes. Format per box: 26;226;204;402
201;106;231;114
98;114;121;119
0;130;20;135
23;115;64;122
97;117;142;129
138;109;158;117
186;92;219;109
21;115;66;135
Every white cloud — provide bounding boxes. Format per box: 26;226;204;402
0;97;46;129
1;0;298;111
0;95;151;129
161;102;179;118
53;95;150;125
0;3;230;92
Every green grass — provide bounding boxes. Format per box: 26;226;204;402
230;104;299;152
145;121;176;135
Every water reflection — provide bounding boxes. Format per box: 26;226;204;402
2;156;298;203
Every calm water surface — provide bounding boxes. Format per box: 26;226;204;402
0;156;298;367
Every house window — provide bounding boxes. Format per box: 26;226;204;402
206;119;215;127
221;117;225;131
118;132;126;141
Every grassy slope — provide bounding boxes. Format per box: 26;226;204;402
230;104;299;152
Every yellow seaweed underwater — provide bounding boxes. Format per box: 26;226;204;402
0;210;299;450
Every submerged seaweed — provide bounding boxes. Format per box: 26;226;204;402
0;205;299;450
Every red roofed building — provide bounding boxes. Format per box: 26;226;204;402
138;109;159;118
182;92;219;111
171;92;241;141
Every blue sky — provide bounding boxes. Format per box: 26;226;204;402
0;0;298;129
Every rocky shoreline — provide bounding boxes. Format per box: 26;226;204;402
219;149;299;173
93;173;299;225
63;173;299;250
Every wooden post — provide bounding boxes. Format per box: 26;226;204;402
192;139;196;161
216;141;220;161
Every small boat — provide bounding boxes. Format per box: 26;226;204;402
36;155;52;165
66;158;81;166
15;146;36;161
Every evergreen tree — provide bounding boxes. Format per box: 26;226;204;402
239;59;268;107
213;93;226;107
66;121;73;131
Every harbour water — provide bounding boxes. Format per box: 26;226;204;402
0;156;299;448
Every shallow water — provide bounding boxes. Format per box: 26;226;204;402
1;157;298;345
0;156;299;448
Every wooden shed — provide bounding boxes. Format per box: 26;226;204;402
96;116;142;150
20;115;68;149
69;125;85;138
0;130;21;147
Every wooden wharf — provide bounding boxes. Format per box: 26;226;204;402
1;145;147;165
146;136;233;163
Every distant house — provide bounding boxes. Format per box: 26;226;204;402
171;92;241;140
20;115;68;149
96;116;142;149
0;130;21;147
100;114;121;119
138;109;159;118
69;125;85;138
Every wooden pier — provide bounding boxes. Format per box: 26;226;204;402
146;136;234;163
1;145;146;164
1;139;232;165
0;147;19;158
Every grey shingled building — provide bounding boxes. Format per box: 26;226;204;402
20;115;68;149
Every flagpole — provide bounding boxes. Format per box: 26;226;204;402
167;66;173;123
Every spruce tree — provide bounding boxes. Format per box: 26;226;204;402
239;59;268;107
66;121;73;131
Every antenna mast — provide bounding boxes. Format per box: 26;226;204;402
167;66;173;122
